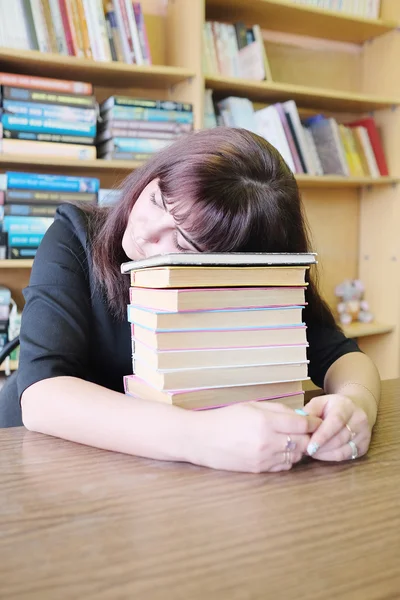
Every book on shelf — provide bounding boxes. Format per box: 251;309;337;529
203;20;272;81
97;95;194;160
121;253;314;410
209;93;389;178
0;71;97;160
0;0;152;65
124;375;305;410
0;171;99;258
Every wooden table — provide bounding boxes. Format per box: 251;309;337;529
1;381;400;600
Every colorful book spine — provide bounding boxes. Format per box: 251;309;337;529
3;204;58;217
2;216;53;235
8;247;38;259
8;234;45;247
101;106;193;124
3;100;97;124
100;137;173;153
5;190;97;203
0;139;96;159
6;172;100;193
2;86;96;108
98;119;192;133
133;2;152;65
0;72;92;95
1;115;96;137
101;96;193;112
3;129;95;146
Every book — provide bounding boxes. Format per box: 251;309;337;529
133;339;309;370
121;252;317;273
307;117;349;176
0;138;96;159
348;117;388;176
2;129;95;146
129;286;306;312
128;266;309;288
1;114;96;137
3;204;58;217
2;216;53;234
6;172;100;193
132;323;308;351
124;374;305;410
0;72;92;95
134;359;309;391
1;86;97;108
7;246;37;259
2;99;97;124
100;96;192;112
128;305;304;331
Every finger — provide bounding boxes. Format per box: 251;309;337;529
269;462;293;472
272;412;322;435
274;450;305;465
306;401;354;456
314;417;358;453
312;439;367;462
274;432;310;457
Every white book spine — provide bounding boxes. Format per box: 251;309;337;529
48;0;69;54
82;0;103;60
94;0;112;61
255;105;296;173
30;0;52;52
124;0;143;65
283;100;316;175
14;0;33;49
112;0;132;63
303;126;324;176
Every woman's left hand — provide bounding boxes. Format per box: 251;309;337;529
302;394;372;461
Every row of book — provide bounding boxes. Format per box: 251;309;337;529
0;71;194;161
292;0;381;19
0;0;152;65
206;94;388;177
0;171;121;259
97;95;193;161
122;253;315;410
203;21;272;81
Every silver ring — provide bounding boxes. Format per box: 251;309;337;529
285;436;297;451
283;451;292;465
345;423;356;440
348;440;358;460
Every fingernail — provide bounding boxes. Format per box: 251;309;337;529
307;442;320;456
295;408;308;416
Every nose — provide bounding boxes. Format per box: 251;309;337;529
138;210;173;245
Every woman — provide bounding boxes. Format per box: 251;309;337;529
18;128;380;473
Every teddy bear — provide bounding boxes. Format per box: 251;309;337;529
335;279;373;326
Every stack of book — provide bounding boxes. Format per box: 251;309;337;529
292;0;380;19
0;0;152;65
203;21;272;81
0;171;99;259
97;96;193;161
213;96;388;177
122;252;315;411
0;72;97;160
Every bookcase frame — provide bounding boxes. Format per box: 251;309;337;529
0;0;399;378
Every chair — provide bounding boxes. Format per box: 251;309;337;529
0;336;22;427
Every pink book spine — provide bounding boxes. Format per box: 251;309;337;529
132;2;152;65
275;102;304;174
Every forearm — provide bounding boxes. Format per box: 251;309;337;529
323;352;381;427
21;376;197;462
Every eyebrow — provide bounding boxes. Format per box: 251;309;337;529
160;191;203;252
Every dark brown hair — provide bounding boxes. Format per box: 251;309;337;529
89;127;337;327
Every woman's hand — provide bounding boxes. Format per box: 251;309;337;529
303;394;372;461
189;401;322;473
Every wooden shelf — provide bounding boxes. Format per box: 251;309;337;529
342;322;394;339
0;48;194;89
206;0;398;44
206;75;400;112
0;156;397;189
0;155;143;174
296;175;399;189
0;260;33;268
0;359;18;372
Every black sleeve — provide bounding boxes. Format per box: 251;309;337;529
17;207;92;399
307;322;361;389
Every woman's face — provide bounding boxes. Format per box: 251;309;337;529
122;179;200;261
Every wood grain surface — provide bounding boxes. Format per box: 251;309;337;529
1;380;400;600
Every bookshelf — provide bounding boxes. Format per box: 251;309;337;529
206;0;398;44
0;0;400;379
